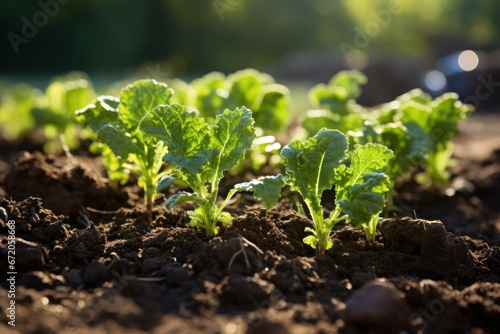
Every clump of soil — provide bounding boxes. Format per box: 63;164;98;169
4;151;134;217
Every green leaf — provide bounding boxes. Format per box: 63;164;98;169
337;173;390;226
217;211;233;226
282;129;348;211
327;70;367;100
76;96;120;132
336;143;393;198
100;145;130;186
119;80;173;132
166;192;203;211
204;107;256;182
397;102;430;130
192;72;226;121
96;123;141;159
140;103;211;174
426;93;473;145
0;84;40;140
308;70;367;111
234;174;286;209
225;69;265;109
46;73;96;118
157;175;178;193
254;84;289;132
335;143;393;226
303;235;318;249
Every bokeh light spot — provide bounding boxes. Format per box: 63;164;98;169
458;50;479;71
424;70;447;92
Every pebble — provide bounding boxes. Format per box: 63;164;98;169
343;279;411;333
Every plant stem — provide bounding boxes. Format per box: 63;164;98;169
59;133;76;165
146;196;152;220
364;216;378;242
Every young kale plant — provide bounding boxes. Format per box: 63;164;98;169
0;84;42;141
33;72;96;155
304;71;474;190
384;90;473;186
139;104;256;236
303;70;367;136
172;69;290;173
0;73;96;156
76;80;173;217
237;129;393;255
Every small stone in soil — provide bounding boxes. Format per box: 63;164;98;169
343;278;412;333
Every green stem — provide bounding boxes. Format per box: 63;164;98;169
315;207;347;256
364;216;378;242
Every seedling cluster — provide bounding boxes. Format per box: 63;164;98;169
0;69;473;256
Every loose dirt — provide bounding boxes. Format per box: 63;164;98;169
0;114;499;334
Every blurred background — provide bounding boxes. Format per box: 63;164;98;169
1;0;500;109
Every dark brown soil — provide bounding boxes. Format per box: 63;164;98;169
1;116;499;334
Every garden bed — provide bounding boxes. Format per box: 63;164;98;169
1;114;499;334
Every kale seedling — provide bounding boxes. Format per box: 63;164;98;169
0;72;95;154
76;80;173;217
387;90;473;186
0;84;42;141
238;129;393;255
139;104;256;236
33;72;96;155
303;70;367;136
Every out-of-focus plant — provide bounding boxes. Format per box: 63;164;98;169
33;72;96;154
0;84;42;141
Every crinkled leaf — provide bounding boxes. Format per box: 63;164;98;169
397;102;430;130
337;173;390;226
140;103;210;174
234;174;286;209
217;211;233;226
76;96;120;132
309;70;367;112
334;143;392;226
404;122;433;162
119;80;172;132
204;107;256;182
225;69;264;109
282;129;348;211
426;93;473;145
96;124;140;158
303;235;318;249
336;143;393;199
